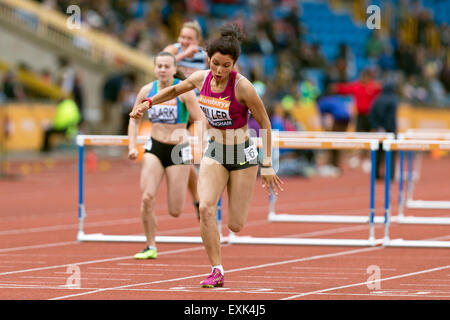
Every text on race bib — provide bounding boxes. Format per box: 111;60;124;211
148;100;178;124
198;95;234;127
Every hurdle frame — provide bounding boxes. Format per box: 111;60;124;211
228;137;382;247
382;139;450;248
397;130;450;215
267;132;394;225
76;134;226;244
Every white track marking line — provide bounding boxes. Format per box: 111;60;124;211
315;292;450;298
0;246;203;277
0;219;140;236
21;275;133;281
116;263;206;267
240;274;349;280
48;246;379;300
2;284;450;298
281;264;450;300
0;241;79;254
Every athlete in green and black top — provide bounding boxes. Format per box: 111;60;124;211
128;51;206;259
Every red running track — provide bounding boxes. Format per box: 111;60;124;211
0;153;449;300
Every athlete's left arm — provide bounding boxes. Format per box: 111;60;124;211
237;77;284;195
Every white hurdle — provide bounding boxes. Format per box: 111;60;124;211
397;130;450;214
228;136;383;247
382;139;450;248
75;134;226;244
266;132;394;225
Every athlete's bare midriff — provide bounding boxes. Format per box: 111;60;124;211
206;124;250;145
151;123;190;145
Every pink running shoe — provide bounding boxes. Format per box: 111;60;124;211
200;268;224;288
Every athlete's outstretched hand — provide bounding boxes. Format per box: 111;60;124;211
260;167;284;195
130;100;151;119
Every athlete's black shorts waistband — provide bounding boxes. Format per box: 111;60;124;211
204;138;258;171
144;137;192;168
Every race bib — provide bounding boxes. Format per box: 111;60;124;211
244;143;258;162
148;100;178;124
181;144;193;163
143;138;152;151
198;95;234;127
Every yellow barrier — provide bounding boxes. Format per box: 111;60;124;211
398;103;450;131
2;103;56;151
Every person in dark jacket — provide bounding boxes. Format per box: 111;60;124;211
368;81;398;180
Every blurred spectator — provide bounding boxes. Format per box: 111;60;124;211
424;62;448;106
366;30;384;62
2;70;26;101
369;79;398;180
101;71;135;134
72;73;85;126
119;73;137;135
333;68;382;133
332;68;381;172
302;43;328;69
40;69;53;85
41;97;81;152
402;74;430;102
56;56;75;95
377;46;396;72
394;42;420;77
336;43;357;81
439;54;450;93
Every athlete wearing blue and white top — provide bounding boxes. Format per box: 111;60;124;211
163;21;208;78
163;21;208;219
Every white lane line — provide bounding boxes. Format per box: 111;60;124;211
290;266;397;271
0;246;203;277
315;292;450;298
0;241;79;254
3;284;449;298
48;246;380;300
240;274;349;280
281;264;450;300
21;275;133;281
116;263;206;268
0;219;140;236
53;271;164;277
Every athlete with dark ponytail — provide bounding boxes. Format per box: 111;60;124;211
131;24;283;287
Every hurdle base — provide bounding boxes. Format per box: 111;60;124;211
268;213;388;224
397;216;450;225
77;232;224;244
383;239;450;248
228;234;380;247
406;200;450;209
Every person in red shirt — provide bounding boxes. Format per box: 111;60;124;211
332;68;382;132
332;69;382;172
